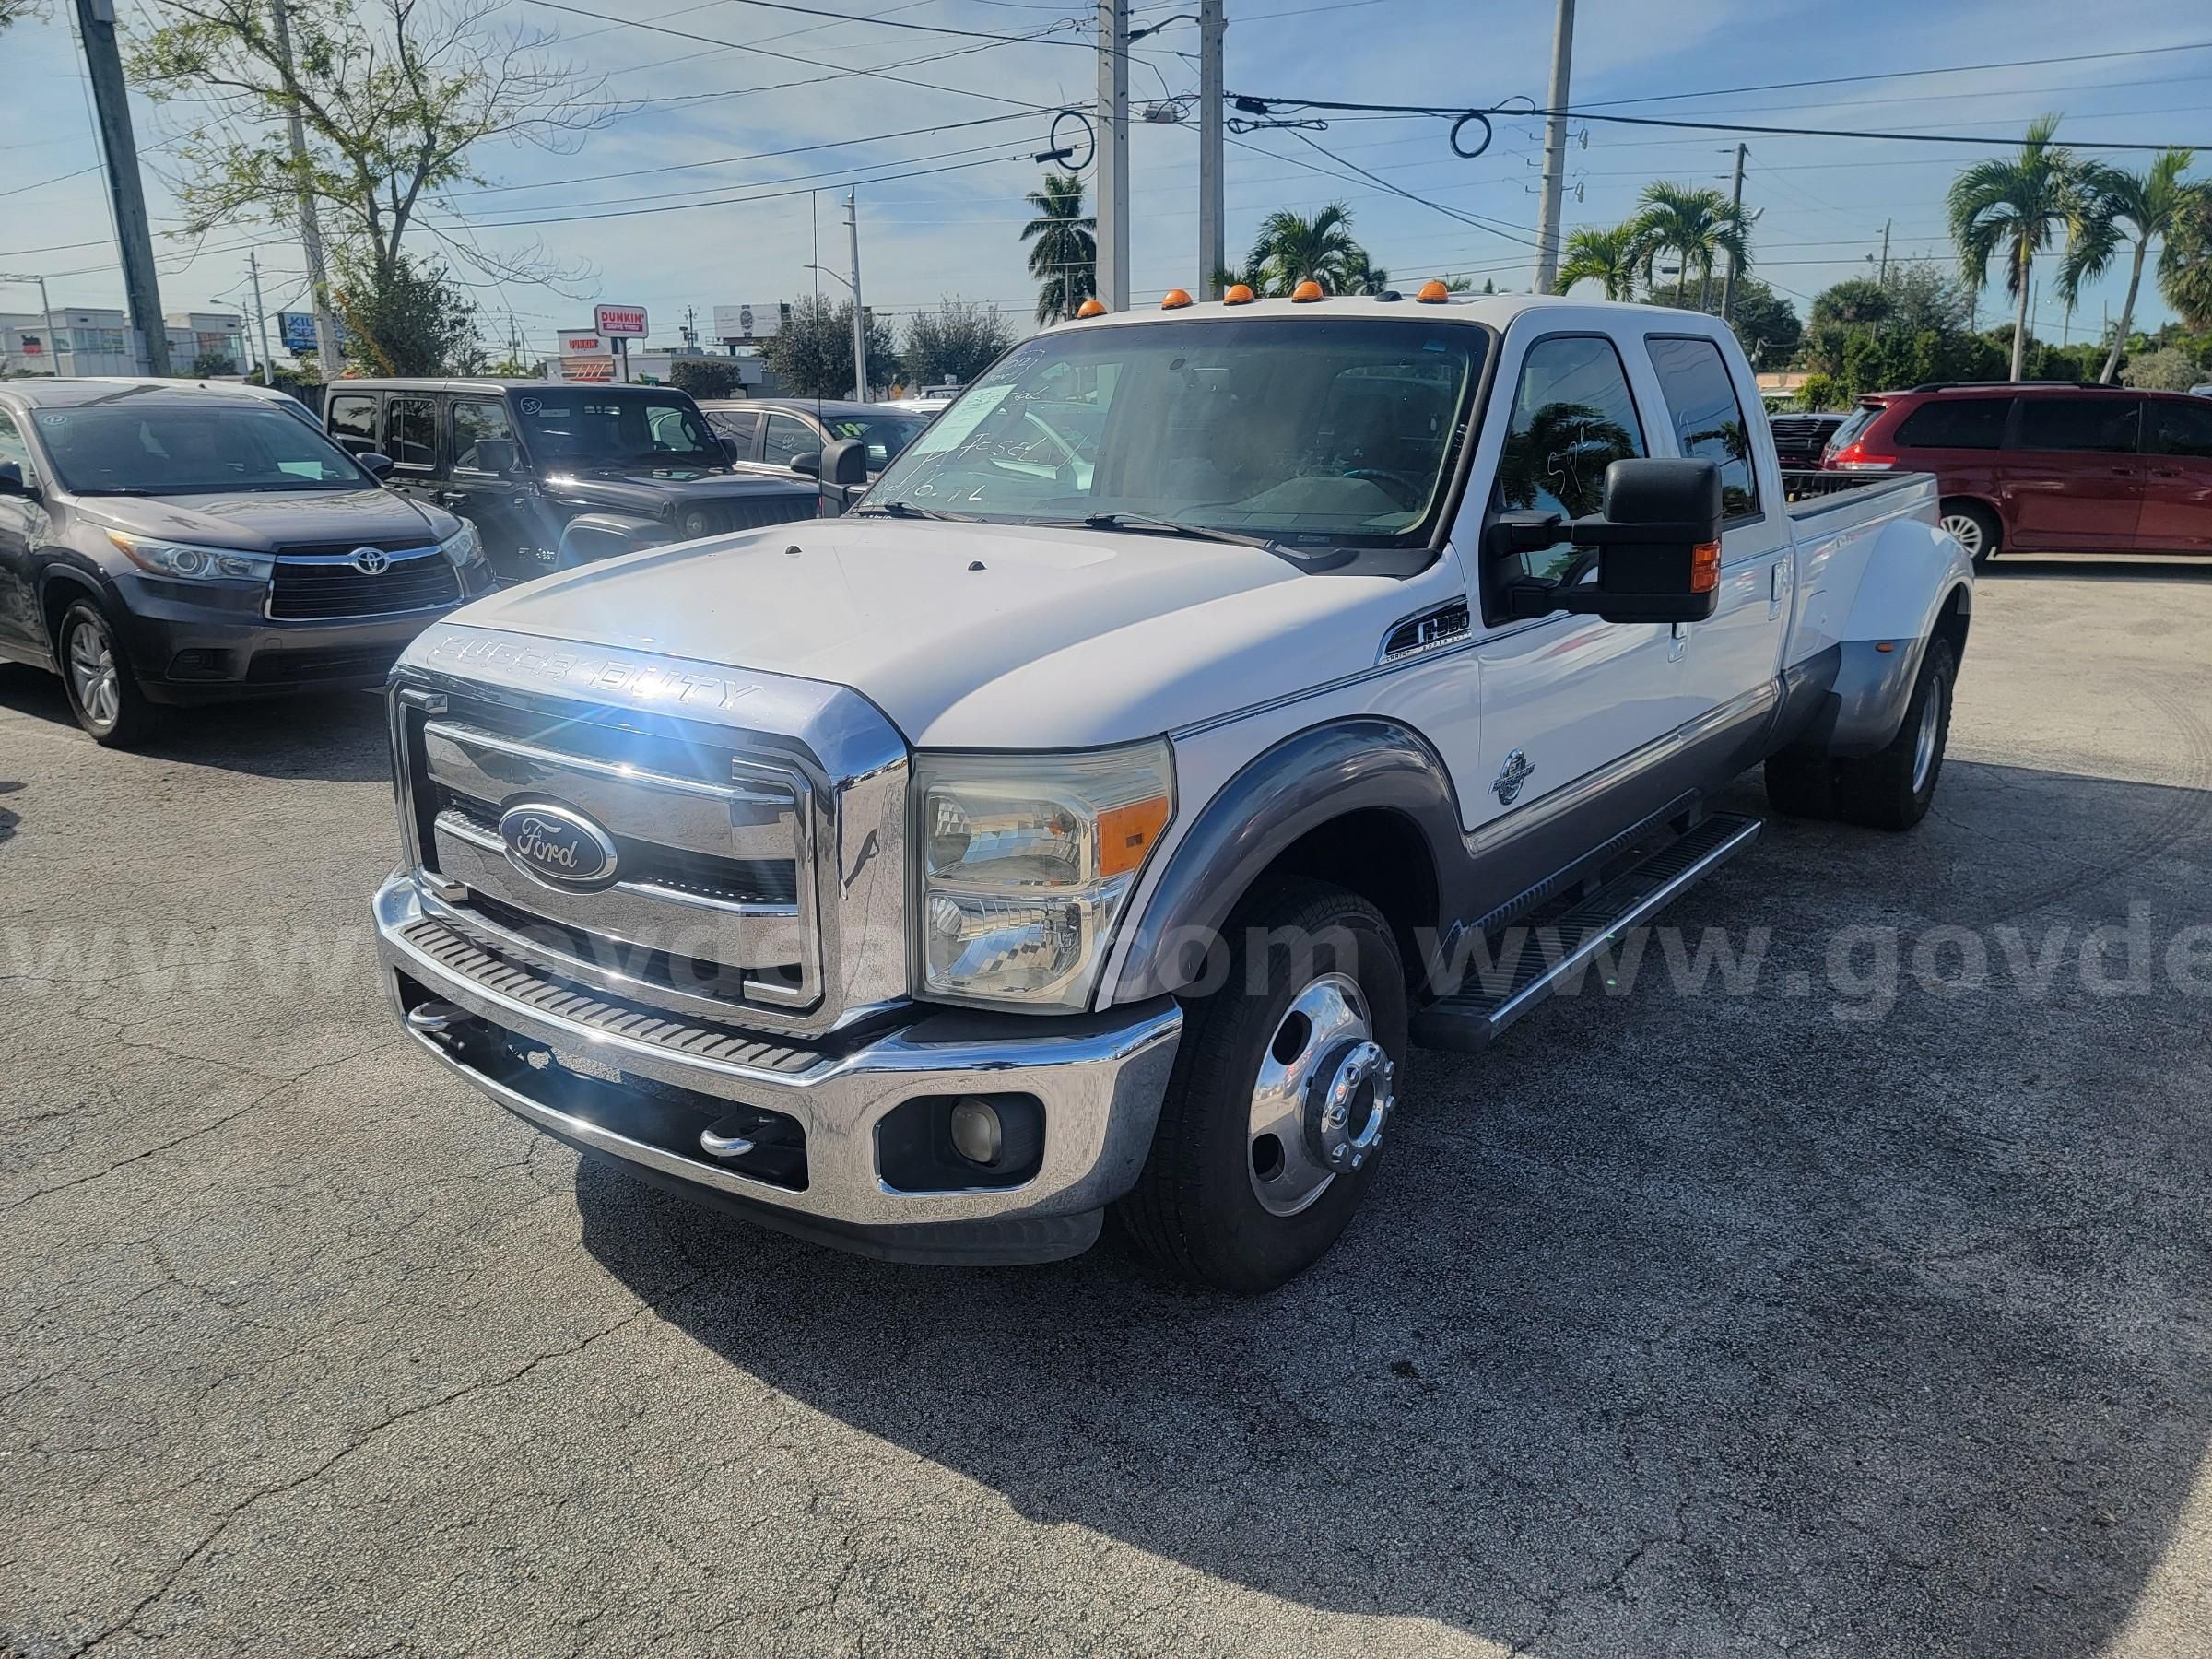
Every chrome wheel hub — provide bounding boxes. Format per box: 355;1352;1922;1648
66;622;119;729
1247;972;1394;1217
1940;512;1983;557
1911;681;1942;794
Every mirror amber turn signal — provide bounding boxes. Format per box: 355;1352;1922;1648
1491;457;1724;627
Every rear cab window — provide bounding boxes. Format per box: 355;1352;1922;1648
1894;397;2011;450
1646;334;1759;522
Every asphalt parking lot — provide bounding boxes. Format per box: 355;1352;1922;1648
4;564;2211;1657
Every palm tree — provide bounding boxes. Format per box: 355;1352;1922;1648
2058;148;2204;382
1554;223;1646;301
2165;186;2212;333
1021;172;1096;325
1631;182;1754;311
1947;114;2081;382
1246;204;1365;295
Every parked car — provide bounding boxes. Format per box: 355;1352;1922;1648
373;292;1970;1292
1822;382;2212;560
1768;411;1846;470
696;398;933;481
324;380;818;584
0;377;494;746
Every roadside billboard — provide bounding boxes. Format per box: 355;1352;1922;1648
560;333;608;356
560;356;616;382
594;304;647;337
712;302;783;342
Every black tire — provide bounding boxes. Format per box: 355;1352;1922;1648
1762;745;1836;820
1940;499;1999;567
54;598;159;748
1112;876;1408;1294
1830;635;1956;831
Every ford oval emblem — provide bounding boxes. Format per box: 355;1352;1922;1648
498;801;619;891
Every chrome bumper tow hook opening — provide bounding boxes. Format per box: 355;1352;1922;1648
699;1117;759;1159
406;1000;469;1035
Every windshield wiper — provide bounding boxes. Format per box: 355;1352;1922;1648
1069;512;1276;550
851;500;972;522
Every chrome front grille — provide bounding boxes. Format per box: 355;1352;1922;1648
416;715;819;1011
387;624;913;1040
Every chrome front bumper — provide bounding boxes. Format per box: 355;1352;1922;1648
374;874;1182;1264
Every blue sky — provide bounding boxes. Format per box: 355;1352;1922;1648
4;0;2208;359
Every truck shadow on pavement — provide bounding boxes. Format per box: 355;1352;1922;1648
573;766;2212;1655
0;670;391;783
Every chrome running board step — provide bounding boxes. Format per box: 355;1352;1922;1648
1411;812;1762;1054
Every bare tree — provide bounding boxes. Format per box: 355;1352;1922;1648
126;0;613;292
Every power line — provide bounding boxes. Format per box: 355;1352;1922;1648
555;0;1092;50
1577;39;2212;109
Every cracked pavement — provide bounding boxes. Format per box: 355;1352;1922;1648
3;564;2211;1656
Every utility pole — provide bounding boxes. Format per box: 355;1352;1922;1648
1877;219;1891;284
268;0;341;376
248;251;274;382
73;0;171;375
1197;0;1225;299
1719;142;1747;321
1095;0;1131;311
845;189;869;400
1530;0;1575;296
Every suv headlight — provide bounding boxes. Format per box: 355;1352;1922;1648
106;531;273;582
439;520;483;568
913;740;1173;1009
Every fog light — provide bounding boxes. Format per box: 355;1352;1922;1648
948;1097;1003;1165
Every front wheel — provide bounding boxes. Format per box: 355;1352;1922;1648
56;599;159;747
1113;877;1408;1293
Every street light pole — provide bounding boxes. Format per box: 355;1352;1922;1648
1531;0;1575;296
1197;0;1225;299
845;190;869;401
1095;0;1131;311
268;0;341;377
1720;142;1747;323
249;251;275;383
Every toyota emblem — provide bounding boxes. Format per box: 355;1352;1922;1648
349;547;390;575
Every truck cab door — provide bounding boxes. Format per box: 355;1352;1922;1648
382;393;442;513
448;395;547;582
1465;330;1688;849
1641;334;1792;727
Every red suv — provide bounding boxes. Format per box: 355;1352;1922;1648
1822;383;2212;561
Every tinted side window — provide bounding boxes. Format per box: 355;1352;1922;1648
328;394;378;447
762;413;817;467
453;399;515;472
385;396;439;469
0;410;29;474
1498;335;1646;582
1646;335;1759;520
707;409;760;451
2011;396;2139;453
2148;398;2212;459
1894;397;2011;451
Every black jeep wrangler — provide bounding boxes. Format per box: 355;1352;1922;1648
324;380;818;584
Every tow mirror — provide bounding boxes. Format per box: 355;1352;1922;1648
0;460;28;496
1494;457;1722;626
358;452;396;482
789;449;821;477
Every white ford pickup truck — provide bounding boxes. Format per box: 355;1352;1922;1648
373;291;1971;1291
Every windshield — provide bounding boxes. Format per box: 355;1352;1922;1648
819;411;930;468
512;390;724;473
865;318;1486;546
33;400;369;495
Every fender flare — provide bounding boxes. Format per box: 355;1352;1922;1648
556;512;677;567
1101;717;1465;1005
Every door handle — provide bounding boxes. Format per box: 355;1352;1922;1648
434;489;467;506
2149;468;2182;479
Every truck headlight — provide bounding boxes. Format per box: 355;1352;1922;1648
106;531;273;582
438;520;483;568
913;740;1173;1009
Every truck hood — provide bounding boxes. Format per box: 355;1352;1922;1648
75;487;454;551
441;517;1450;749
